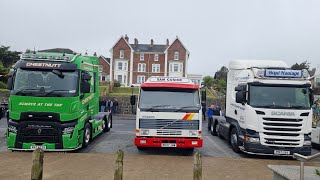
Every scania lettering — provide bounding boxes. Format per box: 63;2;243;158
134;77;203;152
6;50;112;151
209;60;313;156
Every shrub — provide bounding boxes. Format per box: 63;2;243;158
0;81;6;89
113;80;121;87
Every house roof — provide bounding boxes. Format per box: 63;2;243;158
130;44;168;53
99;55;110;64
39;48;76;54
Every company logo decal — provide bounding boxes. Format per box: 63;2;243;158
182;113;195;120
271;111;295;116
26;62;62;68
82;94;94;104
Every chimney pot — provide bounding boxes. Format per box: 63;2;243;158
151;39;154;46
166;39;169;46
134;38;138;45
125;34;129;42
93;52;97;56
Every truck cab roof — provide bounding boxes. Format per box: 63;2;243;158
229;60;288;70
141;76;199;89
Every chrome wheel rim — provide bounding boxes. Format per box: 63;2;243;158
231;132;237;146
102;120;106;130
211;123;214;132
85;128;90;144
108;119;111;128
216;124;219;134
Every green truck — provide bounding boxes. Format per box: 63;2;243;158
6;50;112;151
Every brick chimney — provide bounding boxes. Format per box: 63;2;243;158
150;39;154;47
93;52;97;56
124;34;129;42
166;39;169;46
134;38;138;45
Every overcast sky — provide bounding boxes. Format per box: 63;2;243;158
1;0;320;75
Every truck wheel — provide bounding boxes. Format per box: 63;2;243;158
208;119;211;131
230;128;240;153
82;123;91;148
103;117;111;132
210;121;217;136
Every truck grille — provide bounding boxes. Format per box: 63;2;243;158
156;130;182;136
139;119;199;130
19;122;59;143
261;117;303;147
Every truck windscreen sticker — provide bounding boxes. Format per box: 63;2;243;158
16;61;77;70
265;69;302;78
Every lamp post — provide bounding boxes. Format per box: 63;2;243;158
131;85;134;114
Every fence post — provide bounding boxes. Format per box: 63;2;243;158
114;149;124;180
31;148;44;180
193;152;202;180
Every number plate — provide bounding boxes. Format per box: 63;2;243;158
30;145;47;150
161;143;177;147
274;150;290;155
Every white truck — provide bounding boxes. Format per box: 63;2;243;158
209;60;313;156
134;76;204;153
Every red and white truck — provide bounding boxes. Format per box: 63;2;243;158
134;76;204;152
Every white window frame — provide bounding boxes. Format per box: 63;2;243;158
154;54;159;61
174;51;179;60
117;62;123;71
169;63;183;73
138;63;146;72
124;62;127;71
120;50;124;59
152;64;160;73
140;53;144;61
98;65;103;72
137;75;146;84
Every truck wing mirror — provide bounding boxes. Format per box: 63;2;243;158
235;85;246;92
7;77;13;90
130;95;136;106
201;89;206;102
80;81;90;93
236;91;247;104
82;71;92;81
7;69;15;90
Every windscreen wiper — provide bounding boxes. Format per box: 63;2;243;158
174;106;199;112
44;90;70;96
145;105;171;111
15;88;40;95
290;105;310;109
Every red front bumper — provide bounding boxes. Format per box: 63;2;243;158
134;137;203;148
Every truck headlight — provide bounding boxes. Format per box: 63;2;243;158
303;140;311;146
8;125;17;133
189;130;198;136
248;137;260;143
141;130;149;135
63;127;75;135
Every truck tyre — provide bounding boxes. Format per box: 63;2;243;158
230;128;240;153
103;116;111;132
82;123;91;148
210;120;218;136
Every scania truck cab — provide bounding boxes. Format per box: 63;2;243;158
134;77;203;152
6;50;112;151
212;60;313;156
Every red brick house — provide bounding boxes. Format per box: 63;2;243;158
98;55;110;82
110;35;190;86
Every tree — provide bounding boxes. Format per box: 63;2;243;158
214;66;228;81
291;61;310;71
0;46;20;69
202;76;215;87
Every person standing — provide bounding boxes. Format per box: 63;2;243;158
107;99;113;113
201;101;206;121
99;98;106;112
113;99;119;114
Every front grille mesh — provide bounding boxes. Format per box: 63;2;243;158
139;119;199;130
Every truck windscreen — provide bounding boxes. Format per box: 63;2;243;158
12;68;78;97
248;85;311;109
139;88;200;112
